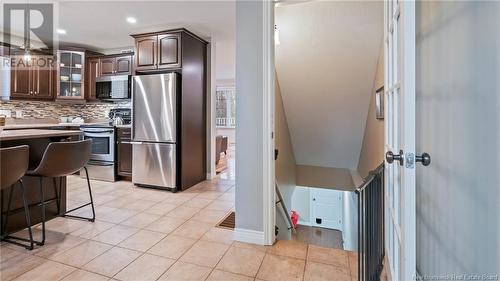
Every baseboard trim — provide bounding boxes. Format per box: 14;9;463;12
234;228;265;245
298;220;311;226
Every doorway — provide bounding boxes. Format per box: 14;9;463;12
274;0;384;252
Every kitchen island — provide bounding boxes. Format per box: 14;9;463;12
0;129;82;234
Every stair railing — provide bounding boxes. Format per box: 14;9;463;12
356;163;385;281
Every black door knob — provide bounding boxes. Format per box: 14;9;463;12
416;152;431;166
386;150;404;166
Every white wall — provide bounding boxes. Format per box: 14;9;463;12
342;191;358;251
215;39;235;82
416;1;499;275
357;46;385;178
345;170;363;251
291;186;310;225
296;165;354;190
235;0;273;243
275;1;383;169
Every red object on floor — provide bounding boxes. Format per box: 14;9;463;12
291;211;299;228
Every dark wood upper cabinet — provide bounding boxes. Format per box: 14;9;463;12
11;67;31;98
11;55;54;100
135;35;157;71
9;48;103;101
33;64;55;100
115;56;132;74
131;29;206;73
99;58;115;76
158;34;181;69
98;55;132;76
86;58;99;100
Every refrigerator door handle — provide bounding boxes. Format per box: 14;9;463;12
128;141;143;145
131;76;135;140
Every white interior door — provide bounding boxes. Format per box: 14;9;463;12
384;1;416;280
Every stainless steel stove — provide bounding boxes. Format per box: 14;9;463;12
79;108;131;182
81;124;116;182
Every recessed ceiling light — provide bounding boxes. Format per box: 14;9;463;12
127;17;137;24
57;28;66;35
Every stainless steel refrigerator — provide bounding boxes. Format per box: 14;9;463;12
131;73;179;190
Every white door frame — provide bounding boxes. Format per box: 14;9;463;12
262;0;276;246
384;0;416;280
206;39;217;180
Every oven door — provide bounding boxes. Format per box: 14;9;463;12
82;129;115;162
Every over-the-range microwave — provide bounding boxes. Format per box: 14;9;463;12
96;75;131;100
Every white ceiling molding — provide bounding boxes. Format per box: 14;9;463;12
275;0;383;169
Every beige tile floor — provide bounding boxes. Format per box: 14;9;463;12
0;147;359;281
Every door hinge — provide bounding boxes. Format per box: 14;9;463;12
405;153;415;168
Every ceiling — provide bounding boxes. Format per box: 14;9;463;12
275;0;383;169
0;1;235;81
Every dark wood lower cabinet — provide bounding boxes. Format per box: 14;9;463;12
117;128;132;177
117;142;132;177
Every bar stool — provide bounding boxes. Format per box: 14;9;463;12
26;139;95;245
0;145;39;250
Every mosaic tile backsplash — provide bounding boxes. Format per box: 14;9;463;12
0;100;131;120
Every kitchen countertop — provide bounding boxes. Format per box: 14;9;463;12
2;122;103;130
0;129;82;141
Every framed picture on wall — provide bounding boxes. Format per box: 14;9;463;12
375;86;384;120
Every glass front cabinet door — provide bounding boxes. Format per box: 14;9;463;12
57;50;85;100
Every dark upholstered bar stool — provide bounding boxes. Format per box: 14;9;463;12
26;139;95;245
0;145;40;250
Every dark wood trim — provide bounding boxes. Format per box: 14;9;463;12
57;46;103;56
130;28;208;44
178;33;207;190
97;52;134;58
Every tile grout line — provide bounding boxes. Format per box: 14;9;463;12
201;240;236;281
3;176;257;281
253;246;268;280
133;197;230;280
152;219;220;281
302;244;310;281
